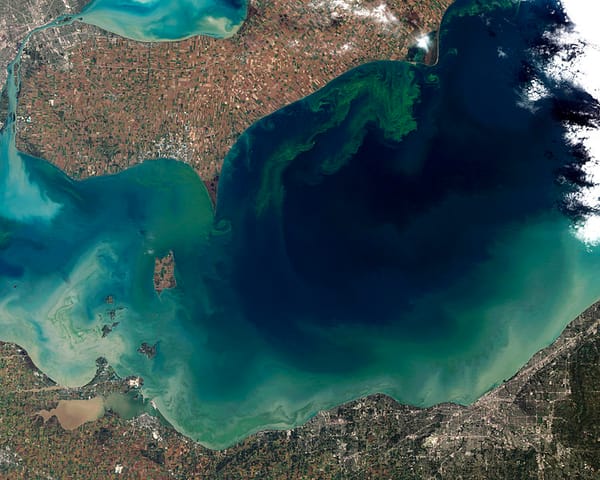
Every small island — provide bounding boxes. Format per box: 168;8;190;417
153;250;176;294
136;342;158;360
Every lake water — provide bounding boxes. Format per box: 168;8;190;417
80;0;247;40
1;0;599;448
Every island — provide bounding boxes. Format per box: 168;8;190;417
2;0;600;477
0;297;598;478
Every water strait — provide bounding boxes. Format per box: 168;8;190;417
1;0;599;449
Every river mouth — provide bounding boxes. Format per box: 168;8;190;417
2;0;600;449
37;397;105;430
36;391;153;430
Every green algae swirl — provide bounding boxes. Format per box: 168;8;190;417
2;0;600;449
226;62;421;216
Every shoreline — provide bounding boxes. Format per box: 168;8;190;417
3;293;600;452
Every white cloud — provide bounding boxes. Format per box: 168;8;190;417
312;0;400;26
552;1;600;244
416;34;431;51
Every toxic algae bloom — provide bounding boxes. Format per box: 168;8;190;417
227;62;421;216
444;0;521;21
2;0;600;449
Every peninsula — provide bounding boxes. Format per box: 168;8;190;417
14;0;451;199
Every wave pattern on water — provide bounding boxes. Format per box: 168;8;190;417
1;0;600;449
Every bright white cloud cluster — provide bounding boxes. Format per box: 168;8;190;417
517;78;550;112
416;34;432;51
550;1;600;245
312;0;400;26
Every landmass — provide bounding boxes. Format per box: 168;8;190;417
100;295;124;337
0;0;87;127
14;0;451;199
153;250;176;294
5;0;599;477
136;342;158;360
101;321;119;338
1;297;599;478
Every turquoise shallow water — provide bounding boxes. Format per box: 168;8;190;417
1;0;600;449
80;0;247;40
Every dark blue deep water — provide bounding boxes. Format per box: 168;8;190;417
1;0;599;448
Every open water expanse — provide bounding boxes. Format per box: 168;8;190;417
80;0;247;40
1;0;600;448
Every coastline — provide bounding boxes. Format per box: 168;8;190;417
3;0;600;462
1;295;600;476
